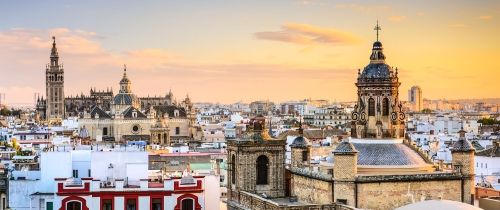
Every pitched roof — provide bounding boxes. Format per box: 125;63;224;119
353;143;428;166
475;142;500;157
90;106;111;119
149;105;187;118
279;129;344;139
122;107;147;118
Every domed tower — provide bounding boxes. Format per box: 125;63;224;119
227;115;286;205
290;122;311;169
111;65;141;113
351;22;405;139
451;129;475;204
150;112;170;146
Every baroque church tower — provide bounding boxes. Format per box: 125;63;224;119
350;22;405;139
45;36;65;121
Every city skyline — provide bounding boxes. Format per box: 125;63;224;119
0;0;499;105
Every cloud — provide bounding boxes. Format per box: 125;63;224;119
254;23;360;46
0;27;360;104
335;3;390;13
478;15;493;20
449;23;468;28
389;15;406;22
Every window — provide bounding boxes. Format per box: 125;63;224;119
158;134;161;141
126;199;137;210
302;151;308;162
382;98;389;116
88;169;91;177
103;127;108;136
47;202;53;210
72;170;78;178
152;198;162;210
337;199;347;205
231;155;236;184
181;198;194;210
368;98;375;116
175;127;180;135
67;201;82;210
102;199;112;210
132;125;139;132
256;155;269;185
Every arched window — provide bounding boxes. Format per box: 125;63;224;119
181;198;194;210
163;133;167;144
382;98;389;116
158;134;161;142
67;201;82;210
231;155;236;184
368;98;375;116
256;155;269;185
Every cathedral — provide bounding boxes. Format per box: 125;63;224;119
36;37;198;144
227;23;475;210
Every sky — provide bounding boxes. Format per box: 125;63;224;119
0;0;499;105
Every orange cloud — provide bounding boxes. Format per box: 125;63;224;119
254;23;360;46
389;15;406;22
478;15;493;20
449;23;467;28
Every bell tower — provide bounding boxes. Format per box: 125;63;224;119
350;22;405;139
46;36;65;121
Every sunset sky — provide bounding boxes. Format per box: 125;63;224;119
0;0;499;105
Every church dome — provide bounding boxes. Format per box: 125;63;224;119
290;136;309;148
360;63;393;79
113;92;139;105
359;40;394;79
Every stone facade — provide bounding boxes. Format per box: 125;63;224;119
291;173;333;204
45;36;65;122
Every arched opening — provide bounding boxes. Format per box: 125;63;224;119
158;133;161;142
368;98;375;116
256;155;269;185
67;201;82;210
181;198;194;210
163;133;168;144
231;154;236;184
382;98;389;116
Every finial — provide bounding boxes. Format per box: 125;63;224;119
123;64;127;72
374;19;381;41
298;117;304;135
52;36;56;44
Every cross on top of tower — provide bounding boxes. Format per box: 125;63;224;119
374;20;381;41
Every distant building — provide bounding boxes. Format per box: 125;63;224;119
408;86;423;112
249;100;274;116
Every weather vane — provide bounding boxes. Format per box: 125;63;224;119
374;20;381;41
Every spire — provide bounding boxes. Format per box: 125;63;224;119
50;36;59;66
298;118;304;136
369;21;385;63
374;19;381;41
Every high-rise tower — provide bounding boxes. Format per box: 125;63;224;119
46;36;65;121
408;86;423;112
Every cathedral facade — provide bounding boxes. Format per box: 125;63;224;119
36;37;198;144
227;24;475;210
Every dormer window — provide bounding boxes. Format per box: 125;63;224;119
132;111;137;118
174;110;179;117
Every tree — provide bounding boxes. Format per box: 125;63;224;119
421;108;433;114
478;118;500;125
0;107;10;116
